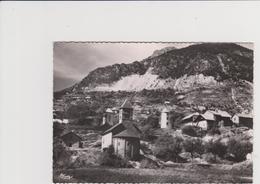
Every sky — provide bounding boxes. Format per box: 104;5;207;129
53;42;253;91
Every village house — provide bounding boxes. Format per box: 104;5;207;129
211;110;232;127
193;111;216;130
232;113;253;129
60;131;83;148
182;110;233;130
102;108;115;126
160;107;172;129
181;112;200;125
101;99;141;160
182;111;216;130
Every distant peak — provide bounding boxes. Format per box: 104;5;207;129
149;46;177;58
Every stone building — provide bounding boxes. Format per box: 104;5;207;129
101;99;141;160
160;107;172;129
232;113;253;129
102;108;116;126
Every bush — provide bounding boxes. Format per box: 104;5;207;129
53;122;65;138
99;145;131;168
183;138;204;159
140;115;160;142
208;127;221;136
202;153;221;163
140;157;160;169
205;139;227;161
153;134;183;162
53;138;73;168
140;143;152;154
182;125;198;137
227;139;253;162
142;115;159;128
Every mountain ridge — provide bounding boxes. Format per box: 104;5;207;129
71;43;253;92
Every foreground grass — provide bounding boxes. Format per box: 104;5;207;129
53;164;252;183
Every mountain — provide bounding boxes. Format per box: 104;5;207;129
54;43;253;117
148;46;177;58
75;43;253;92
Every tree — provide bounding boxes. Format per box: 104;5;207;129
53;138;72;168
153;134;183;161
100;145;130;167
205;139;227;161
208;127;221;136
183;138;204;159
227;139;253;162
53;122;64;137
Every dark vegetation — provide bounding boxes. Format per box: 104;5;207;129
183;138;204;159
227;138;253;162
181;125;205;137
153;134;184;162
205;139;227;162
99;145;131;168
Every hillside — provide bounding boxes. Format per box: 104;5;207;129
74;43;253;92
54;43;253;126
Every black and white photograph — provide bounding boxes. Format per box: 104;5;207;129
53;42;253;183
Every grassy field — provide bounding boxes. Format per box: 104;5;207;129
53;164;252;183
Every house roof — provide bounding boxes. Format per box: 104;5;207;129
112;107;119;111
61;131;82;145
102;120;141;138
235;113;253;119
113;129;140;138
120;99;133;109
105;108;113;113
218;110;231;118
201;111;215;121
182;112;200;121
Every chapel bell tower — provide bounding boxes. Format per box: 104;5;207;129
119;99;133;124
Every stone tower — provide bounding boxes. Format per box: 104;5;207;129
160;107;171;129
119;99;133;124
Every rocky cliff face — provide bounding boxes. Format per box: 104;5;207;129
75;43;253;92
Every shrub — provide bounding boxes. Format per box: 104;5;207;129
141;128;158;142
205;139;227;161
153;134;183;161
99;145;130;168
53;122;64;138
140;157;160;169
208;127;221;136
53;138;72;168
182;125;198;137
183;138;204;159
202;153;221;163
227;139;253;162
140;143;152;154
